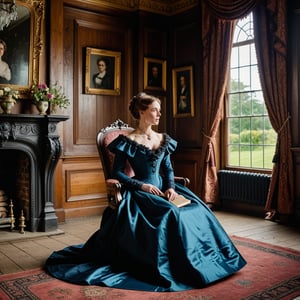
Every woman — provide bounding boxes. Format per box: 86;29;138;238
0;39;11;83
92;58;113;89
46;92;246;292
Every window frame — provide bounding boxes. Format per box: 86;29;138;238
223;13;275;173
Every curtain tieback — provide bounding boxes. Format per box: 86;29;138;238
278;114;291;135
202;131;215;142
272;114;291;163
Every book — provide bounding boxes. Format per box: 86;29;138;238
170;195;191;207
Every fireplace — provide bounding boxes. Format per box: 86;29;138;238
0;114;68;232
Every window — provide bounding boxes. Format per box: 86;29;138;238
226;13;276;170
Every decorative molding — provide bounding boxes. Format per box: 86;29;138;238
139;0;199;15
78;0;199;15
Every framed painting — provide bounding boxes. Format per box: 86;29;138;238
0;0;45;98
144;57;166;91
172;65;195;118
85;47;121;95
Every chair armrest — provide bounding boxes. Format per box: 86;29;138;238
106;179;122;209
174;176;190;186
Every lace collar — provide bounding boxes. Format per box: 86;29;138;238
114;133;177;160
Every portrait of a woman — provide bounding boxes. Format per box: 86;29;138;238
0;39;11;84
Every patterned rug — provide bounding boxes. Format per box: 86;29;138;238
0;236;300;300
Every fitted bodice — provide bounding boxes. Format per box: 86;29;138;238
108;134;177;190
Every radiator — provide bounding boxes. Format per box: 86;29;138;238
218;170;271;206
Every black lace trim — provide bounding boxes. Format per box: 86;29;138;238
120;133;172;160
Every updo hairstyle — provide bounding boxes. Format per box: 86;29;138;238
129;92;161;120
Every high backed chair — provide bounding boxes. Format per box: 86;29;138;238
96;119;189;209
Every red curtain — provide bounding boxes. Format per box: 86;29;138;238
253;0;294;220
200;0;258;205
203;0;258;19
200;0;294;220
200;5;236;205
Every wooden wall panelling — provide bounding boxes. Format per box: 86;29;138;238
54;156;106;221
61;156;107;219
137;12;168;84
172;150;201;196
63;6;133;155
49;1;135;220
291;149;300;225
166;9;202;196
138;12;168;132
170;13;202;148
289;3;300;223
289;3;300;146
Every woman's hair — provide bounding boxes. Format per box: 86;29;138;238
0;39;7;52
97;58;107;68
129;92;161;119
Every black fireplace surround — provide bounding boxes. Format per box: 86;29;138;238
0;114;68;232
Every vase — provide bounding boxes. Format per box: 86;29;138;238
0;95;15;114
50;103;58;114
36;101;49;115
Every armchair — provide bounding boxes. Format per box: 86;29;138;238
96;119;189;209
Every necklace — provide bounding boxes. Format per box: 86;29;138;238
138;127;152;140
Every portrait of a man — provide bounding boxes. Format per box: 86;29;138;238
144;58;166;91
177;72;190;114
148;63;162;87
172;65;194;118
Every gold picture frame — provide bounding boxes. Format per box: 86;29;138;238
85;47;121;95
144;57;166;92
172;65;195;118
0;0;45;98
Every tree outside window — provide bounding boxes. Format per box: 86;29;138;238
227;13;276;170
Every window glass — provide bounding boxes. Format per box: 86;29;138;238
227;13;276;170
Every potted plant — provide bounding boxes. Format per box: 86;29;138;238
31;82;70;114
0;86;19;114
49;82;70;113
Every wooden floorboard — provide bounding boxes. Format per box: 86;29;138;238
0;211;300;275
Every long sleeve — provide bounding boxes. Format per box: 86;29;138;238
161;153;175;190
112;151;144;190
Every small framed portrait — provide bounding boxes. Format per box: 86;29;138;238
85;47;121;95
144;57;166;91
172;65;195;118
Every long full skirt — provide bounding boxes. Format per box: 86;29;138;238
45;184;246;292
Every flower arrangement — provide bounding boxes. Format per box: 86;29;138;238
31;83;52;103
0;87;19;103
49;82;70;109
31;82;70;110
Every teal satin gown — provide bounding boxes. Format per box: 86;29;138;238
45;134;246;292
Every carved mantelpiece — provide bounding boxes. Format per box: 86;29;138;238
0;114;69;232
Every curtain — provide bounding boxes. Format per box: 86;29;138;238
253;0;294;220
199;5;236;205
203;0;258;19
200;0;258;205
200;0;294;220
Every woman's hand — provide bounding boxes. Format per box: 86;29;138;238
164;188;178;202
142;183;164;196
